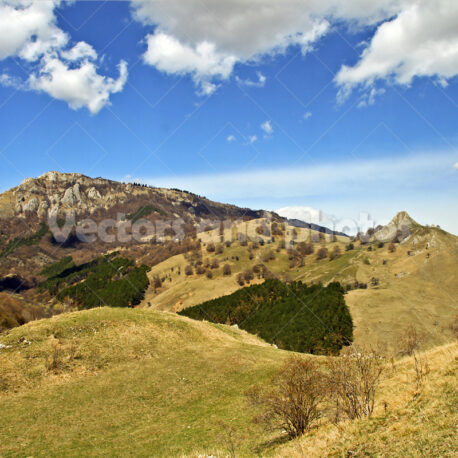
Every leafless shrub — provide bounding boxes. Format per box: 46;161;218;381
236;273;245;286
46;341;78;373
397;325;428;388
153;275;162;289
262;250;275;263
223;264;232;276
397;325;422;357
247;357;326;439
326;346;384;421
243;269;254;283
196;265;206;275
316;247;328;260
329;246;341;261
206;242;215;253
217;421;237;458
184;265;193;276
449;315;458;337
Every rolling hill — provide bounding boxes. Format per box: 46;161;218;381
0;307;456;456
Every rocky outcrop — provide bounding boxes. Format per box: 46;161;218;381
0;171;267;225
374;211;417;243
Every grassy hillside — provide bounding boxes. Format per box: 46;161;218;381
0;307;288;456
277;342;458;457
0;307;456;457
145;223;458;352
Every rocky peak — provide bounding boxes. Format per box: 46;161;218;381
374;211;418;243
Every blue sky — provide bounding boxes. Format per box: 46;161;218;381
0;0;457;234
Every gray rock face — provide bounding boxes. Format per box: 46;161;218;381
87;187;101;200
23;198;39;213
61;186;83;206
37;200;49;219
374;211;416;243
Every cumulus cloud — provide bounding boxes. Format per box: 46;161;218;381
276;206;323;224
60;41;97;62
261;120;273;135
236;72;266;88
248;135;257;144
336;1;458;95
143;31;236;94
29;58;128;114
303;111;312;120
132;0;458;100
0;0;128;113
0;0;65;60
132;0;334;94
453;162;458;171
227;135;236;143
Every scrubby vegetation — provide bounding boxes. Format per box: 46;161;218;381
39;256;75;278
179;279;353;355
0;223;48;258
126;204;165;222
39;254;150;309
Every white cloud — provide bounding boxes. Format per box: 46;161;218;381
303;111;312;120
133;0;334;94
0;0;65;60
60;41;97;62
0;0;128;113
261;120;273;135
139;151;456;201
248;135;257;144
132;0;458;99
30;58;128;114
336;1;458;95
276;206;323;224
236;72;266;88
357;87;386;108
143;31;236;95
227;135;236;143
453;162;458;171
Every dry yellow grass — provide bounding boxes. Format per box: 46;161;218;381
143;223;457;352
0;307;288;456
276;342;458;457
0;307;456;456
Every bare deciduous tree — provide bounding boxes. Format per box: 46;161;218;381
247;357;326;438
397;325;428;389
326;346;384;421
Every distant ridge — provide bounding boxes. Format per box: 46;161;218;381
287;218;349;237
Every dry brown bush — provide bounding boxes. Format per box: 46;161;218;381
222;264;232;276
184;265;193;276
329;246;341;261
316;247;328;260
326;346;384;421
397;325;428;388
248;357;326;438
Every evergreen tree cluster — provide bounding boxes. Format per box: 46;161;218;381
179;279;353;355
0;223;49;259
126;204;166;222
39;253;150;309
